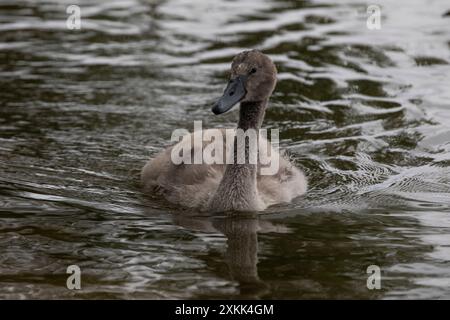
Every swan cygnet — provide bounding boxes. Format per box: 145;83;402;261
141;50;307;212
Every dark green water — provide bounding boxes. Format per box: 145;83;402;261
1;0;450;299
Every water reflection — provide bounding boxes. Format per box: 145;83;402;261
174;214;290;298
171;207;444;299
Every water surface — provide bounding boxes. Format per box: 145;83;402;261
1;0;450;299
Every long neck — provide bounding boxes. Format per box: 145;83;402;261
238;100;267;130
209;100;268;212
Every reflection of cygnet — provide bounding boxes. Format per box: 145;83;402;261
173;214;290;298
216;217;261;284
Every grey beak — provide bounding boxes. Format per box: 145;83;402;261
212;75;247;115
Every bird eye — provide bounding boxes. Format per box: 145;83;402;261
250;68;257;74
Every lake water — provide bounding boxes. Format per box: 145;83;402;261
1;0;450;299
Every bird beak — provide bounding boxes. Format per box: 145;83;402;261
212;75;247;115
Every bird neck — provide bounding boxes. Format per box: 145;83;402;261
238;100;267;131
208;100;268;212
